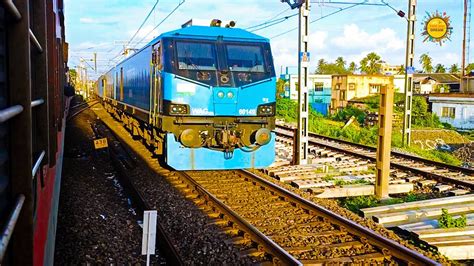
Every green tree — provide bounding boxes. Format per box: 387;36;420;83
276;78;286;99
69;69;78;86
348;62;357;73
335;56;346;69
434;63;446;73
359;52;382;74
449;64;460;73
315;58;348;74
466;63;474;74
419;53;433;73
315;59;328;74
397;64;405;74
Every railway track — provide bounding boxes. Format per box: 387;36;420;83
92;118;183;265
174;169;439;265
275;124;474;190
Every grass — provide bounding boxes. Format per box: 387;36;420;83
339;192;431;213
276;98;464;166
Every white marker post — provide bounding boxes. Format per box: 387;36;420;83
142;210;157;266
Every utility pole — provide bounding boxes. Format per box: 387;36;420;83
402;0;416;147
296;0;310;165
94;52;97;74
462;0;468;92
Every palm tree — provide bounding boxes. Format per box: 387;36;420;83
348;62;357;73
359;52;382;74
434;64;446;73
335;57;346;69
419;53;433;73
397;64;405;74
449;64;460;73
315;58;327;74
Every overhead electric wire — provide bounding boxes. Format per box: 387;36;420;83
125;0;160;48
270;0;371;39
249;13;298;32
132;0;186;49
246;7;292;30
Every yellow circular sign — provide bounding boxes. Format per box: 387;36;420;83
426;17;448;39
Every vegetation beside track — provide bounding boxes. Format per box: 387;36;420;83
276;97;465;166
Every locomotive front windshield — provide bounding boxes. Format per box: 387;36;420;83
170;39;275;86
176;42;217;71
226;44;265;73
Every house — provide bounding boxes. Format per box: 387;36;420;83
330;74;393;113
381;62;402;76
429;93;474;129
413;73;460;94
281;73;332;115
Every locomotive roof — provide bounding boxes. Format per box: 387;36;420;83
155;25;269;42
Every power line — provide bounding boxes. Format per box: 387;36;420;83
249;13;298;32
246;7;292;30
270;1;376;39
125;0;160;48
132;0;186;49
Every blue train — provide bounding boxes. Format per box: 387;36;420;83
96;22;276;170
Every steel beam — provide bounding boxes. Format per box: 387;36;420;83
7;0;33;264
295;0;310;165
32;0;50;166
46;0;57;165
402;0;416;147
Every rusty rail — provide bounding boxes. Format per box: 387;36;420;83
241;170;440;265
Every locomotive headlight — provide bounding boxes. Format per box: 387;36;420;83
217;91;225;98
257;103;276;116
167;103;190;115
227;91;234;98
255;128;272;146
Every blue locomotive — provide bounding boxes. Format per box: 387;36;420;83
96;22;276;170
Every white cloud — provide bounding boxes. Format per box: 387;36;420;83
79;17;95;24
332;24;404;52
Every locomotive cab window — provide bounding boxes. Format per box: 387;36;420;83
176;41;217;71
226;44;265;72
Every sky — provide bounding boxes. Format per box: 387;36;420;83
64;0;471;80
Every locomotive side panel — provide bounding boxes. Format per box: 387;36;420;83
115;47;152;111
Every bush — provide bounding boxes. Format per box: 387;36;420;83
438;208;467;228
332;106;367;124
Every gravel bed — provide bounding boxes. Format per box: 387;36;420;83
54;101;147;265
90;103;256;265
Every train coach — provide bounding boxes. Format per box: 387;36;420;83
97;21;277;170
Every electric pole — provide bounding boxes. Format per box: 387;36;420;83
402;0;416;147
296;0;310;165
462;0;468;92
94;52;97;74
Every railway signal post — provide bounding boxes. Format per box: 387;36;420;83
376;85;394;199
402;0;417;147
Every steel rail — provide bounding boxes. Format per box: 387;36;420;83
179;171;302;266
240;170;440;265
0;105;23;123
276;124;474;175
31;98;45;108
31;150;46;178
0;195;25;262
29;29;43;53
2;0;21;21
275;128;474;190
